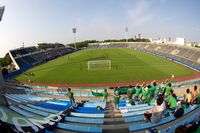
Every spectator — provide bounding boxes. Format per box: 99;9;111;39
167;90;177;110
165;83;172;97
102;89;109;102
67;88;75;105
158;94;166;111
113;90;121;110
192;85;198;102
148;83;156;99
144;97;164;122
141;86;150;104
135;85;141;102
127;85;133;100
182;89;192;106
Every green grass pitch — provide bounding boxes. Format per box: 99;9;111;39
16;48;194;84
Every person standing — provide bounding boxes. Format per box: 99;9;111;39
67;88;75;105
113;90;121;110
127;85;133;100
102;89;109;102
165;83;172;97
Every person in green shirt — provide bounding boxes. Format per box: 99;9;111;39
67;88;75;105
113;90;121;110
142;87;150;103
132;85;136;95
148;84;156;99
135;85;141;97
165;83;172;97
102;89;109;102
167;90;177;110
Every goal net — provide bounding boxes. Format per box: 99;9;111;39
87;60;111;70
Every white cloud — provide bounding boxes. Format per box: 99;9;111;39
127;0;153;26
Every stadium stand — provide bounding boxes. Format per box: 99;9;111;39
127;43;200;70
4;44;75;79
87;42;200;71
1;43;200;133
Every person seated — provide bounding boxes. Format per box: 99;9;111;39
191;85;198;103
167;90;177;111
182;89;192;107
144;97;164;122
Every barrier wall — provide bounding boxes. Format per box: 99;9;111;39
142;49;200;72
3;64;33;80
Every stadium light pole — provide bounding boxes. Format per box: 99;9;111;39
72;28;77;49
125;27;128;42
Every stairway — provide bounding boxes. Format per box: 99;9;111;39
103;101;129;133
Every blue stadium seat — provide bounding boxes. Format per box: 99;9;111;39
73;107;105;114
18;105;49;117
9;105;35;117
122;110;146;117
119;103;153;109
160;110;200;133
124;115;144;123
57;123;102;133
120;105;153;113
44;130;55;133
83;101;106;108
70;112;105;118
5;95;21;103
35;102;71;111
26;104;59;114
129;105;200;131
65;117;104;124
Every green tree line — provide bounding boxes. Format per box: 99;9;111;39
0;53;12;67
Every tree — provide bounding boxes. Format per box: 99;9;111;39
1;68;8;75
0;53;12;67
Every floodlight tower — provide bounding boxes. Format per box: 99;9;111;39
72;28;77;49
125;27;128;42
138;33;141;39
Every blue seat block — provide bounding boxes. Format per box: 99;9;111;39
57;123;102;133
65;117;104;124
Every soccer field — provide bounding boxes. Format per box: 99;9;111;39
16;48;194;84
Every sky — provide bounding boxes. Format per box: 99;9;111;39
0;0;200;57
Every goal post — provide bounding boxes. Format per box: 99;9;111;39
88;60;111;70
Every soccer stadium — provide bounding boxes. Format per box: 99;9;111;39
0;1;200;133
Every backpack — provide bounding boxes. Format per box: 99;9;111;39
174;108;184;118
